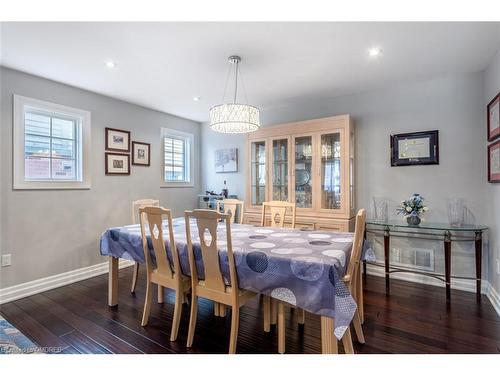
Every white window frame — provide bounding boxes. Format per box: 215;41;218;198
161;127;194;188
13;95;91;190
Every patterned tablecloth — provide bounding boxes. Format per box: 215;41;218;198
100;218;374;339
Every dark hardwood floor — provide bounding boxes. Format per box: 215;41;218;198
1;267;499;354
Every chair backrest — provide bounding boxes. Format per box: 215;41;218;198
216;199;245;224
260;201;296;228
345;209;366;282
139;206;180;280
184;209;238;293
132;199;160;224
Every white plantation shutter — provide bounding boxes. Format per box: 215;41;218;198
162;128;193;186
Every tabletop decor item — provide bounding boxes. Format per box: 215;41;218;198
372;197;388;222
390;130;439;166
487;92;500;142
396;193;428;225
131;141;150;166
447;198;465;227
105;127;131;152
488;139;500;183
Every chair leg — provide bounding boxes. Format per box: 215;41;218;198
358;264;364;324
214;302;220;317
130;262;139;293
157;285;164;304
270;298;277;325
141;281;153;326
263;295;271;332
352;309;365;344
278;302;285;354
320;316;338;354
342;327;354;354
170;290;183;341
219;303;227;317
186;295;198;348
228;305;240;354
297;308;305;325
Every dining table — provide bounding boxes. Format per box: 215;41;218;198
100;217;374;352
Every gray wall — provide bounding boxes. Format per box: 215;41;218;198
0;67;201;288
484;49;500;295
202;71;491;286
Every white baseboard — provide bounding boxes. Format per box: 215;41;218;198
0;259;134;305
366;264;500;316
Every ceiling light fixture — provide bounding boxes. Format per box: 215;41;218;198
193;96;201;102
105;60;117;68
368;47;382;58
209;55;260;134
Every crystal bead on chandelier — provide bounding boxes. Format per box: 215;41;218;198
209;56;260;134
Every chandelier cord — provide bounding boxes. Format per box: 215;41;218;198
233;59;239;103
221;63;232;103
238;66;250;105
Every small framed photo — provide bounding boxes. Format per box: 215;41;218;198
132;141;151;166
105;152;130;175
488;139;500;183
215;147;238;173
105;127;131;152
487;92;500;142
391;130;439;166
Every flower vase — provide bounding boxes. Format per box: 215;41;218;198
406;215;421;226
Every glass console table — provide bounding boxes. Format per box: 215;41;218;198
364;220;488;301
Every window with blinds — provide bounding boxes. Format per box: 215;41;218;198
13;95;91;190
162;128;192;185
24;110;80;181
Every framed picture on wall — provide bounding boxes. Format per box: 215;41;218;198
132;141;151;166
487;92;500;142
105;127;131;152
215;147;238;173
488;139;500;183
105;152;130;175
390;130;439;166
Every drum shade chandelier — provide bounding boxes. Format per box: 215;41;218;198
209;55;260;134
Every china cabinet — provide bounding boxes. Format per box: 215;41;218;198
245;115;356;231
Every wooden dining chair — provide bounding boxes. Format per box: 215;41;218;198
276;208;366;354
261;200;299;330
139;206;191;341
184;209;256;354
216;199;245;224
260;200;296;228
131;199;160;294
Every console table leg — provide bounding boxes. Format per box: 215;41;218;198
444;231;451;301
384;229;390;294
475;231;482;301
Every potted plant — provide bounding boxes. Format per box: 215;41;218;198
396;193;428;225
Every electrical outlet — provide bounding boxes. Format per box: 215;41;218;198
1;254;11;267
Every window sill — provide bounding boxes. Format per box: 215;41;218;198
13;181;92;190
160;182;194;188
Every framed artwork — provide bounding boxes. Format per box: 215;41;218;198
215;147;238;173
105;127;131;152
391;130;439;166
488;139;500;183
487;92;500;142
132;141;151;166
105;152;130;175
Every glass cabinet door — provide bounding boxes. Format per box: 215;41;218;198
251;140;267;205
320;132;342;210
294;136;313;208
271;138;289;201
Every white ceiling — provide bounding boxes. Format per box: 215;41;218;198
1;22;500;123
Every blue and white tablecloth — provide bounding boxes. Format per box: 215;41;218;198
100;218;374;339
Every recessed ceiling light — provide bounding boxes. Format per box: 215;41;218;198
105;60;117;69
368;47;382;58
193;96;201;102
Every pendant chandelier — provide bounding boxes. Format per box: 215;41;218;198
209;55;260;134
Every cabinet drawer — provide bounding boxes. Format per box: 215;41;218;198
295;222;315;231
314;223;345;232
